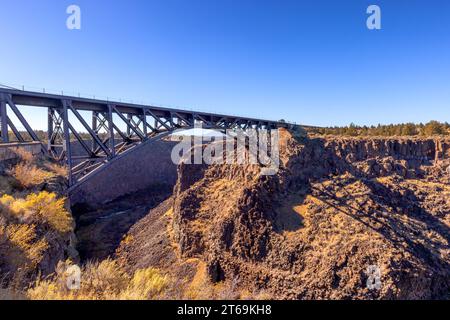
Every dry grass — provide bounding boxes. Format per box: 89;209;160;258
183;260;262;300
273;194;319;237
164;208;182;257
22;192;73;234
43;163;67;177
120;268;169;300
406;179;450;191
0;194;25;217
12;148;35;163
27;259;170;300
184;260;213;299
5;149;65;189
0;223;49;287
0;192;73;234
0;153;73;297
1;224;49;268
0;192;73;289
8;163;53;188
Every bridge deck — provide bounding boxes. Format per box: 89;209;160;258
0;88;287;127
0;88;295;186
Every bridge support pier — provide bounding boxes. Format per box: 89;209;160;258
62;100;74;186
92;111;98;152
0;96;8;143
47;108;54;152
107;104;116;157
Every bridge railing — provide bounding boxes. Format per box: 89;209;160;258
0;82;279;122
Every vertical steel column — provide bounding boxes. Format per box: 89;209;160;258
0;95;8;143
127;113;132;136
62;100;73;186
107;104;116;157
92;111;98;152
47;108;54;152
142;109;148;137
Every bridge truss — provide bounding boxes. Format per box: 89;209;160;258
0;88;290;187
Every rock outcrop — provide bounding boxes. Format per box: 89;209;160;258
170;132;450;299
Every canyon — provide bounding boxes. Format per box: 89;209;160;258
1;130;448;299
80;130;450;299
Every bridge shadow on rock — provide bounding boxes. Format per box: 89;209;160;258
281;137;449;297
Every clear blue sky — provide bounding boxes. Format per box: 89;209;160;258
0;0;449;130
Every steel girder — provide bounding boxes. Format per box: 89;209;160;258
0;88;290;187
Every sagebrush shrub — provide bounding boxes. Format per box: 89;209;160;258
27;259;170;300
120;268;169;300
0;192;73;234
43;163;67;177
22;192;73;234
12;148;35;163
9;163;53;188
0;223;49;287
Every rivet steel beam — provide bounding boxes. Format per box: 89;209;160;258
0;88;294;187
62;100;74;186
0;96;9;143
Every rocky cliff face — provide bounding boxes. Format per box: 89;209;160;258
171;131;449;299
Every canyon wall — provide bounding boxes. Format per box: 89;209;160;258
170;133;450;299
69;138;178;209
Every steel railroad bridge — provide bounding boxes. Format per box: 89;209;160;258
0;88;294;187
